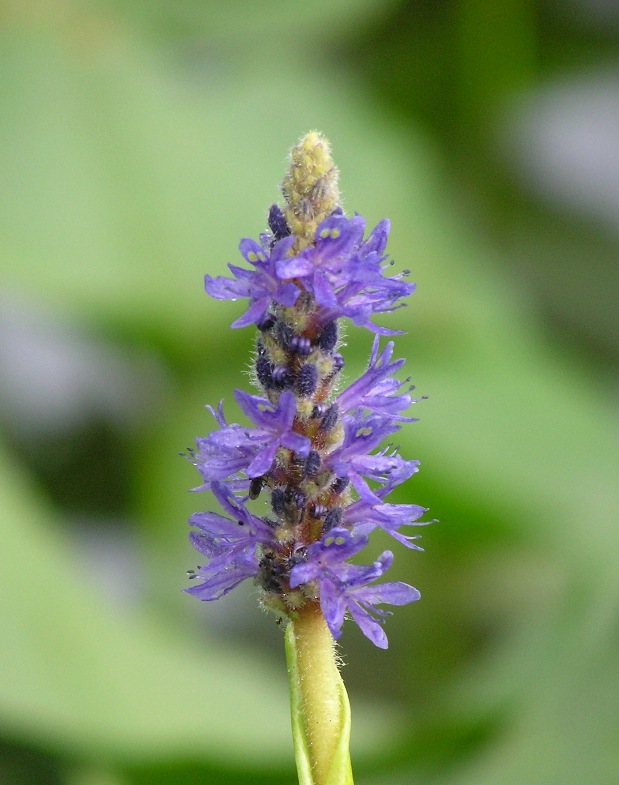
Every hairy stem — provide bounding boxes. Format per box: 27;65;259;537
289;602;345;785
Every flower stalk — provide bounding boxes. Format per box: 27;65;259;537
287;603;352;785
183;132;429;785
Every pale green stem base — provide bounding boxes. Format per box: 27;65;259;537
285;603;354;785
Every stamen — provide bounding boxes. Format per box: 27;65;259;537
318;404;339;432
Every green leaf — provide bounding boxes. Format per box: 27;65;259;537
0;440;292;765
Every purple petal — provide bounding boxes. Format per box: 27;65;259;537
347;602;389;648
359;581;421;606
348;471;382;504
280;431;311;457
308;528;369;565
226;264;254;280
277;390;298;429
319;579;347;639
209;482;245;520
270;235;295;260
385;530;424;550
274;282;301;307
276;256;314;279
233;390;271;426
246;444;277;477
230;297;270;329
246;442;277;477
238;238;267;264
314;214;365;258
204;274;249;301
188;511;246;539
375;502;428;522
362;219;390;256
188;531;222;558
312;270;338;307
352;318;403;336
184;564;255;600
289;561;320;588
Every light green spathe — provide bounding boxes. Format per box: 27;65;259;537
285;608;354;785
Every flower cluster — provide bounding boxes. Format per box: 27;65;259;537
185;132;428;648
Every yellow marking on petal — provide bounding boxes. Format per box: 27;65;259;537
247;251;258;262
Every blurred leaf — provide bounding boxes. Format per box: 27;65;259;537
0;438;293;765
1;5;619;785
108;0;401;43
455;0;536;134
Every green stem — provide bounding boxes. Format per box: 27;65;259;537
285;602;354;785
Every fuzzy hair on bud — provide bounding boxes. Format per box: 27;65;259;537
281;131;341;252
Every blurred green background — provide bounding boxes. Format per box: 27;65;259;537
1;1;618;784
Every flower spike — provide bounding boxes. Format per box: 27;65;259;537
184;132;433;784
186;132;429;650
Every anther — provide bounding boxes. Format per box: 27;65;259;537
289;549;307;569
323;507;342;531
318;403;339;432
257;314;275;332
289;335;311;355
258;552;286;593
272;365;294;389
292;490;306;509
318;321;338;351
332;353;344;373
296;363;318;397
268;204;291;241
180;448;197;466
255;356;273;388
275;321;292;349
271;487;286;516
331;476;350;495
304;450;321;478
249;476;265;500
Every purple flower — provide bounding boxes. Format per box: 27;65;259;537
184;483;275;600
192;390;310;486
275;214;366;289
290;528;420;648
231;389;310;476
343;497;428;549
204;235;300;328
324;410;418;503
320;219;415;334
189;403;253;491
187;133;429;649
275;216;414;334
336;336;416;420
